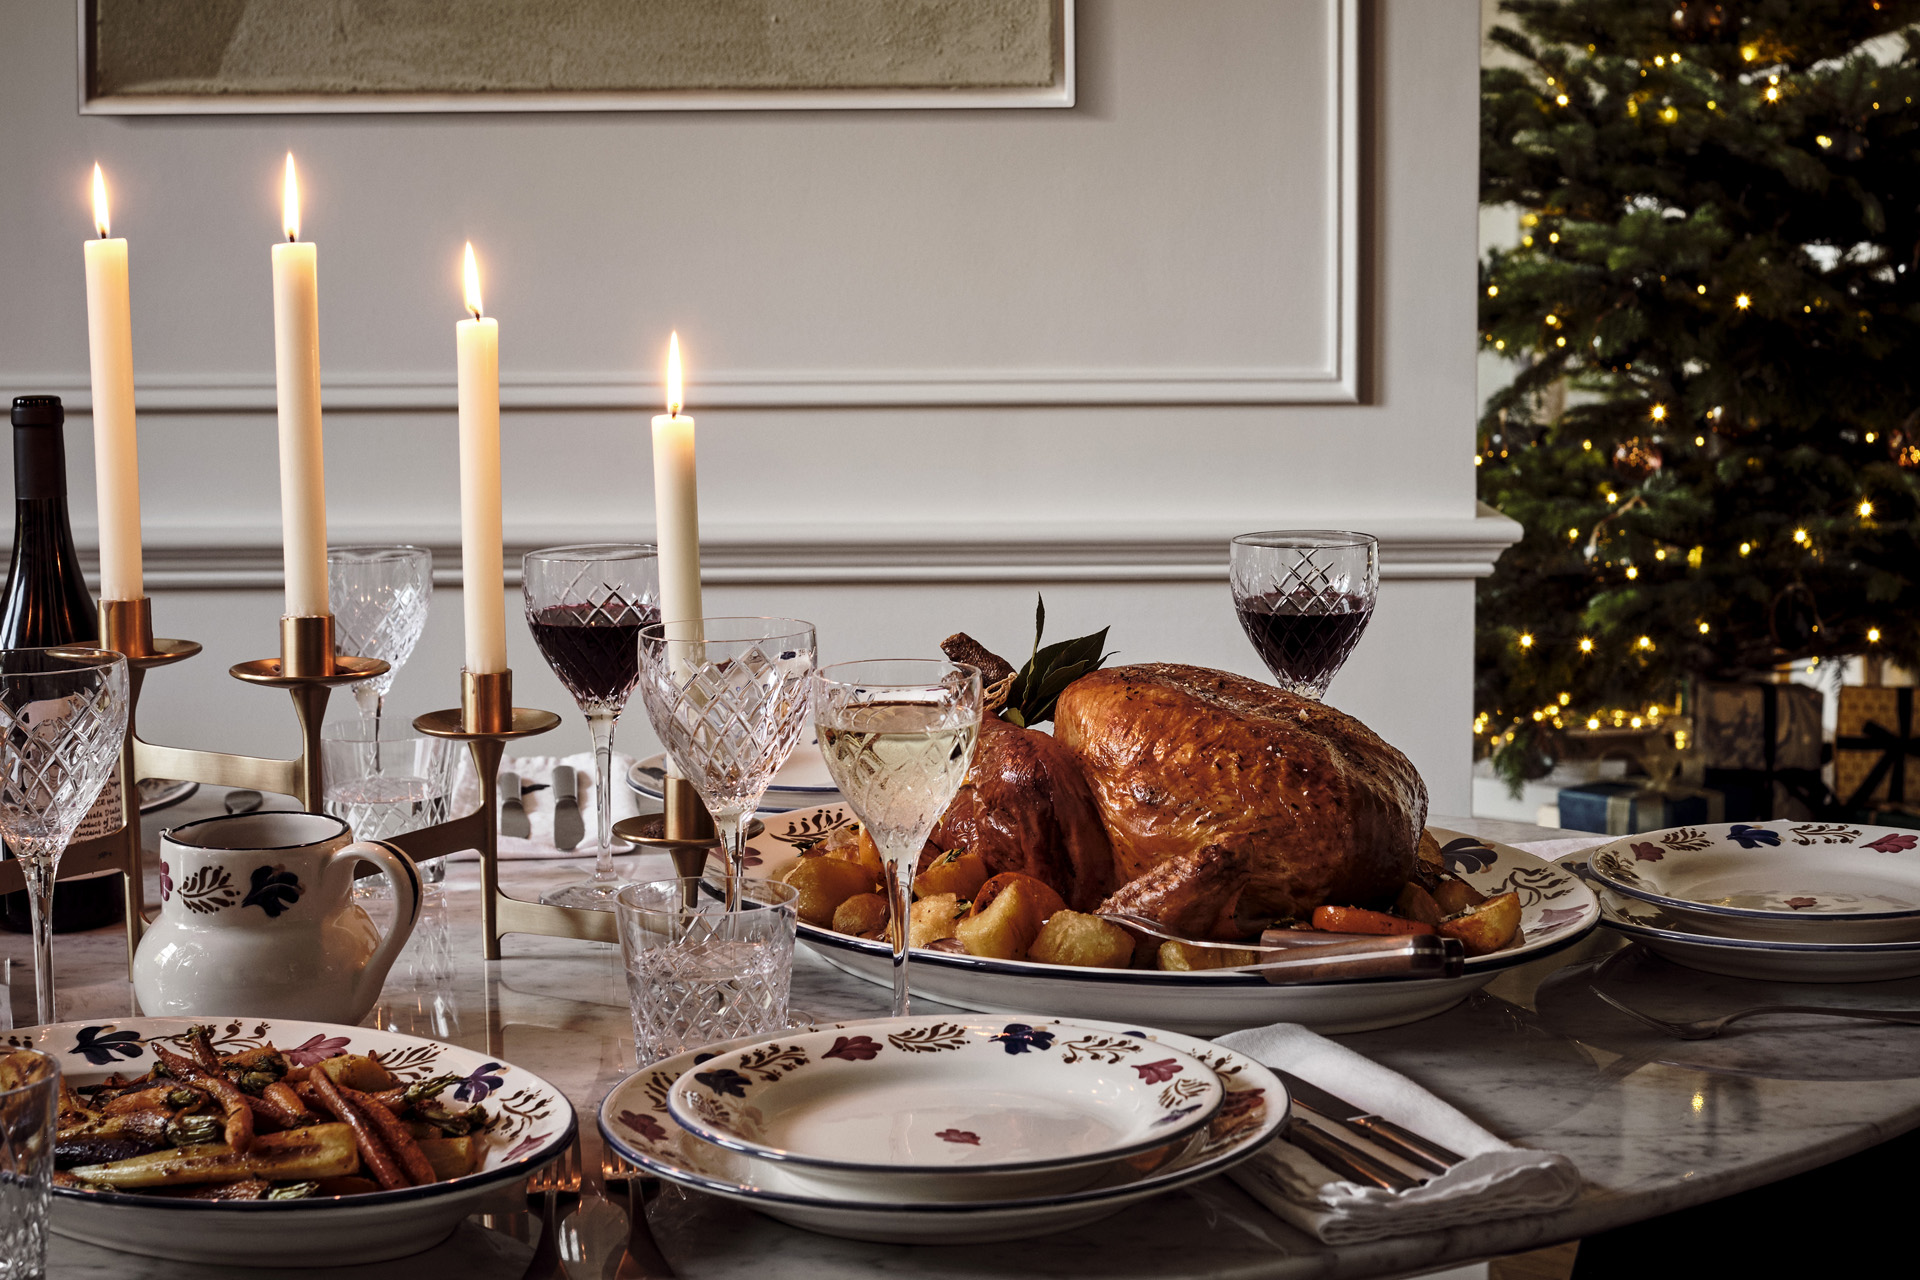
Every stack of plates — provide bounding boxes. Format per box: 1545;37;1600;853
1580;820;1920;981
598;1015;1285;1242
629;738;840;812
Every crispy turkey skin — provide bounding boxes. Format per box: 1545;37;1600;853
1054;663;1425;922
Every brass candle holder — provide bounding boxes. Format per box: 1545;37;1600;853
395;670;564;959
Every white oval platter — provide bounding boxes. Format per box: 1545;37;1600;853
599;1017;1285;1243
732;811;1600;1034
1587;821;1920;943
663;1017;1224;1199
5;1015;575;1266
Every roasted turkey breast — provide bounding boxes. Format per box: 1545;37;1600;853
924;713;1116;911
1054;663;1426;922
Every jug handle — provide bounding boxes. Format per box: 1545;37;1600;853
332;840;424;1015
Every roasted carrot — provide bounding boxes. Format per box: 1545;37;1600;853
263;1082;311;1124
308;1067;407;1190
1310;905;1436;936
152;1046;254;1155
342;1087;437;1187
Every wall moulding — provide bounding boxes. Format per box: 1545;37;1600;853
43;507;1521;592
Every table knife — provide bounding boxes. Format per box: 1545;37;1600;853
499;770;530;839
1247;934;1465;985
1282;1112;1422;1191
1275;1068;1465;1175
551;765;585;851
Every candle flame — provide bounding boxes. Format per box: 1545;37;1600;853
666;331;683;417
282;153;300;242
91;164;110;238
463;242;482;319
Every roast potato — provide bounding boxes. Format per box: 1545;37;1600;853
832;892;890;937
1437;891;1521;956
781;856;879;925
955;879;1051;960
969;872;1067;923
1432;878;1488;917
908;893;968;949
1028;911;1134;969
1155;940;1260;971
1394;881;1443;926
914;848;990;901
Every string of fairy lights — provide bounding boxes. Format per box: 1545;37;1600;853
1474;42;1912;746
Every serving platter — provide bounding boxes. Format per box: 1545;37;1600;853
734;812;1600;1034
5;1016;575;1266
1578;872;1920;983
599;1017;1285;1243
1586;821;1920;943
664;1017;1225;1199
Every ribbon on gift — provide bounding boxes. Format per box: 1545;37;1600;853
1839;687;1920;809
1703;681;1835;819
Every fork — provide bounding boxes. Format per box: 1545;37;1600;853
603;1151;677;1279
1594;989;1920;1041
523;1139;582;1280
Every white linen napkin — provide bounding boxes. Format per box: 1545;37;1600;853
445;752;648;861
1218;1022;1581;1245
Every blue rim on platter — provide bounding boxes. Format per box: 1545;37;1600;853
598;1018;1286;1216
722;810;1602;986
1585;821;1920;925
8;1016;577;1214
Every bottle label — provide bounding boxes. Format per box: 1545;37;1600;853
72;774;125;841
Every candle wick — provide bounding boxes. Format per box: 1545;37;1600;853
468;306;482;321
287;231;297;243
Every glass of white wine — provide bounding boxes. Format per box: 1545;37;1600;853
813;659;982;1017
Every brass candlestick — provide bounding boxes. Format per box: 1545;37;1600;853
398;670;564;960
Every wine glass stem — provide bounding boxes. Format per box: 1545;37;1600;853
714;811;746;912
25;876;55;1025
883;847;913;1017
588;711;619;880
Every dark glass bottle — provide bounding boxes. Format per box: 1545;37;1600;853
0;395;125;933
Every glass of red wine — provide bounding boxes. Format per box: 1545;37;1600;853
1230;530;1378;700
523;544;661;909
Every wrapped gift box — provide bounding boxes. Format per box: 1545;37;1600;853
1557;780;1725;835
1836;686;1920;810
1695;680;1827;821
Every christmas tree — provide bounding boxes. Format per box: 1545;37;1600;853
1478;0;1920;786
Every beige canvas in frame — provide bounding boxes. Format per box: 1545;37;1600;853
79;0;1074;113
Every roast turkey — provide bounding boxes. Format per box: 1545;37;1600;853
1054;663;1425;923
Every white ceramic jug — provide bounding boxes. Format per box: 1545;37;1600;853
134;811;422;1024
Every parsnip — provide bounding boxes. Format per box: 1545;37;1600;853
69;1123;358;1188
417;1135;484;1180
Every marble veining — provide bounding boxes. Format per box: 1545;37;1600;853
6;798;1919;1279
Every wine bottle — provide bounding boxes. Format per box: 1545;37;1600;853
0;395;126;934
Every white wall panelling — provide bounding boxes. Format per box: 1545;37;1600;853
1;0;1505;812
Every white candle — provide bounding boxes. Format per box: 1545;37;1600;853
456;243;507;675
270;154;329;618
82;164;143;601
651;331;704;652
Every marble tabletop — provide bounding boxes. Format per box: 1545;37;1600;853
9;794;1920;1280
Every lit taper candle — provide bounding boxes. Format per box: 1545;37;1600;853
651;332;704;649
456;243;506;674
271;154;329;617
82;163;144;601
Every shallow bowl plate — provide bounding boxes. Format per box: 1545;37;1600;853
601;1017;1284;1242
1587;821;1920;943
730;810;1600;1034
8;1015;575;1266
664;1017;1223;1199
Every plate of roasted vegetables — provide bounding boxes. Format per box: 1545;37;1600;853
731;811;1599;1035
4;1016;575;1265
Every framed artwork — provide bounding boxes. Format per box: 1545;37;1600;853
79;0;1073;114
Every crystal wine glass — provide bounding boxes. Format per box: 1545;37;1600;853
813;659;982;1017
638;618;817;911
524;545;661;908
0;647;129;1024
328;545;433;734
1229;530;1379;700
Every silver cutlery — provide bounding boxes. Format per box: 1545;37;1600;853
1273;1068;1463;1175
1094;910;1464;982
500;769;531;839
1096;909;1379;952
551;765;585;852
1283;1111;1422;1191
1594;989;1920;1041
522;1140;581;1280
603;1150;677;1279
223;788;263;815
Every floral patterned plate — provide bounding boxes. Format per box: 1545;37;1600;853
1587;821;1920;943
601;1017;1285;1243
5;1016;576;1266
665;1018;1225;1200
733;813;1601;1034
